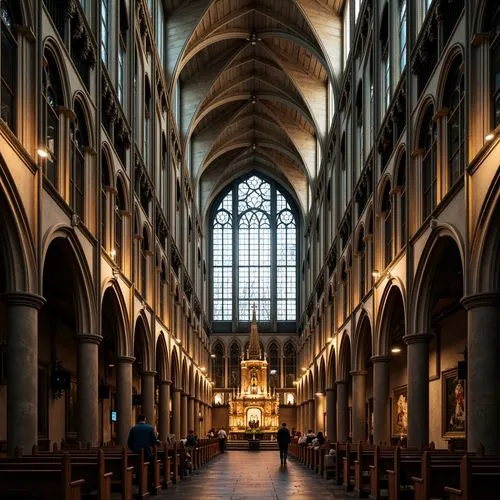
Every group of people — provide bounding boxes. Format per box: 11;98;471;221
296;429;326;450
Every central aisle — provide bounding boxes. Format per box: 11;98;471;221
161;451;352;499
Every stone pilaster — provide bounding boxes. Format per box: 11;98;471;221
326;387;337;441
405;333;431;447
141;371;156;426
116;356;135;445
181;393;188;438
336;380;349;442
188;396;195;433
172;389;182;439
77;333;102;446
461;293;500;454
158;380;171;441
1;292;45;457
372;356;390;444
351;370;367;443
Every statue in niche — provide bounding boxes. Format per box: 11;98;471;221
250;367;258;394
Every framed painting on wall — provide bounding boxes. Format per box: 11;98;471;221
391;385;408;438
442;368;465;437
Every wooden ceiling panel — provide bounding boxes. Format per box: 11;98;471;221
167;0;342;197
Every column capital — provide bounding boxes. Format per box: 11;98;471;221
141;370;156;377
335;379;349;386
371;355;391;364
116;356;135;364
173;388;182;393
0;292;45;309
461;293;500;310
188;396;195;401
76;333;102;345
404;333;432;345
325;387;336;393
350;370;368;377
159;379;172;386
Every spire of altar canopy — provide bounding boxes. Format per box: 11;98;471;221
248;303;261;359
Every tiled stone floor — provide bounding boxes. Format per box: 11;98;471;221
156;451;353;499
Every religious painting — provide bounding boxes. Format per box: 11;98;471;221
442;368;465;437
65;376;78;439
391;385;408;438
246;407;262;429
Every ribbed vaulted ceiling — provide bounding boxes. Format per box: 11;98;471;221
165;0;343;212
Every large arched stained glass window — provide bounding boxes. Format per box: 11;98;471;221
211;175;298;325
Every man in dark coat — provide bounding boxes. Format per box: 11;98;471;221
127;414;159;462
277;422;291;465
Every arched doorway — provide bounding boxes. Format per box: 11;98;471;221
409;234;465;447
337;333;351;442
376;282;406;445
40;235;95;446
100;283;129;445
132;316;154;426
353;315;373;443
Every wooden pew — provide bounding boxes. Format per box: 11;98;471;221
385;447;422;500
353;442;377;497
411;451;463;500
0;449;112;500
26;446;134;500
342;442;357;491
444;455;500;500
0;453;85;500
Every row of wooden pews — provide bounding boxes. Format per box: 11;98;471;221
0;438;220;499
290;440;500;500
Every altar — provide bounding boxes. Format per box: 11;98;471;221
228;306;280;435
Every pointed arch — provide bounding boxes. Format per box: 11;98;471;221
338;332;351;381
156;333;170;382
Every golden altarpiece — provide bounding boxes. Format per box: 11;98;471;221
228;307;279;434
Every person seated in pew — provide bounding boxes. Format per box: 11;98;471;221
305;430;316;444
127;414;160;462
311;431;325;450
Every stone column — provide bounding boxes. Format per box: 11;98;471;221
351;371;367;443
326;387;337;441
1;292;45;457
188;396;195;432
315;394;325;433
158;380;171;441
303;403;308;433
77;333;101;446
405;333;431;447
309;399;315;431
172;389;181;439
194;400;200;435
462;294;500;454
298;404;302;433
336;380;349;442
116;356;134;445
141;371;156;425
372;356;390;444
181;393;188;438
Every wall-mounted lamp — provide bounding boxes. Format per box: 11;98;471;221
210;354;216;358
301;367;307;372
372;270;380;278
391;346;402;354
327;337;333;343
485;132;495;141
110;249;116;260
200;366;206;372
176;338;182;344
37;148;49;158
315;392;325;397
270;369;277;375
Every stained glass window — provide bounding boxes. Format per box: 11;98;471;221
212;342;225;388
211;175;298;323
229;342;240;387
283;342;296;387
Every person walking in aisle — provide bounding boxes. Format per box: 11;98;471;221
277;422;291;465
217;427;227;453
